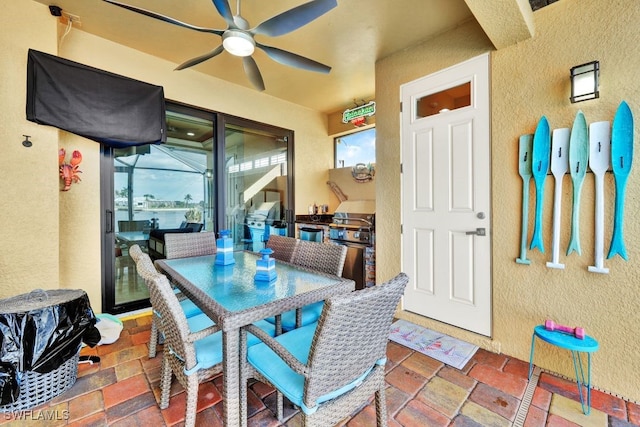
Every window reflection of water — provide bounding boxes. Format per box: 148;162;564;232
115;209;189;230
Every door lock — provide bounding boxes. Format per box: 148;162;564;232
466;228;486;236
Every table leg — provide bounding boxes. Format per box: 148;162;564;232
571;350;592;415
528;333;537;380
223;329;241;427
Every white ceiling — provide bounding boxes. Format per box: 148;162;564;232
35;0;476;113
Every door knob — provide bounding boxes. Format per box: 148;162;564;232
477;212;486;219
466;228;486;236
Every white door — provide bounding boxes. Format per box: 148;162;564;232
400;54;491;336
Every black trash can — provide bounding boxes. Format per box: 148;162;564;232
0;289;98;411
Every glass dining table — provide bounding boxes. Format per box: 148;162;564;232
154;251;355;427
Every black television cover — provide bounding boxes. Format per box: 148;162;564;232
26;49;166;148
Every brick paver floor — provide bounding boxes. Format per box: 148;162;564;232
1;314;638;426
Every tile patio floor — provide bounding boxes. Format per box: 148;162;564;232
1;313;638;426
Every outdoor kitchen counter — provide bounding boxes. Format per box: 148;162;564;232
294;214;334;224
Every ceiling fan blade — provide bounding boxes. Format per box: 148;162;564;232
211;0;236;28
174;46;225;70
252;0;337;37
103;0;224;35
242;57;265;91
257;43;331;74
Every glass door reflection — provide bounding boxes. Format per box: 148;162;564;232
112;111;214;308
223;120;293;252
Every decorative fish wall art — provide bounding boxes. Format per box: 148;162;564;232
515;101;634;272
608;101;634;261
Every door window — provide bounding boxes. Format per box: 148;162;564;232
415;81;471;119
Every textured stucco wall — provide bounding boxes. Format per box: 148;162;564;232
0;2;60;298
377;0;640;401
2;0;332;313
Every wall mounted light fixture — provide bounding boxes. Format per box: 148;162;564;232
22;135;32;147
570;60;599;103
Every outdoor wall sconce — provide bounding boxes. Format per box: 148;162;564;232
570;60;599;103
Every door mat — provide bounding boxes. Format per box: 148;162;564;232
389;319;479;370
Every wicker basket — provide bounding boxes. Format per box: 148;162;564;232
0;352;79;412
0;289;89;412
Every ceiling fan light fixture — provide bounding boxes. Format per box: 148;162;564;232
222;30;255;57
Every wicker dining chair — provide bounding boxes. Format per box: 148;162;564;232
268;241;348;332
147;274;222;427
291;240;347;276
149;273;277;427
240;272;409;426
130;245;208;358
265;235;299;262
164;231;217;259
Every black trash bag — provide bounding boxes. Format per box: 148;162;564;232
0;362;19;406
0;290;99;375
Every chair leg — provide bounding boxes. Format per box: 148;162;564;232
149;316;159;358
184;376;199;427
159;355;172;410
375;388;387;427
276;391;284;421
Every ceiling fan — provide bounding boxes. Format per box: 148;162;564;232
103;0;337;91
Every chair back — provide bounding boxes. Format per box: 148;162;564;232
164;232;217;259
128;244;144;262
147;274;197;367
303;273;408;408
265;235;299;262
133;251;160;281
291;240;347;276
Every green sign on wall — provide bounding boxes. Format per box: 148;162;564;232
342;101;376;123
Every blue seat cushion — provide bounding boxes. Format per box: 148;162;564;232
264;301;324;331
179;319;276;375
179;298;203;318
186;313;215;332
247;323;380;414
155;298;202;320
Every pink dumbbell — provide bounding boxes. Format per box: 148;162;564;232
544;319;585;339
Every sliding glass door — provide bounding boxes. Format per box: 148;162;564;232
219;115;294;252
102;104;293;314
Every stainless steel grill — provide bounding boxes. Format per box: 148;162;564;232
328;200;375;289
328;200;375;245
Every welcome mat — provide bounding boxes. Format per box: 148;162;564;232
389;319;479;370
